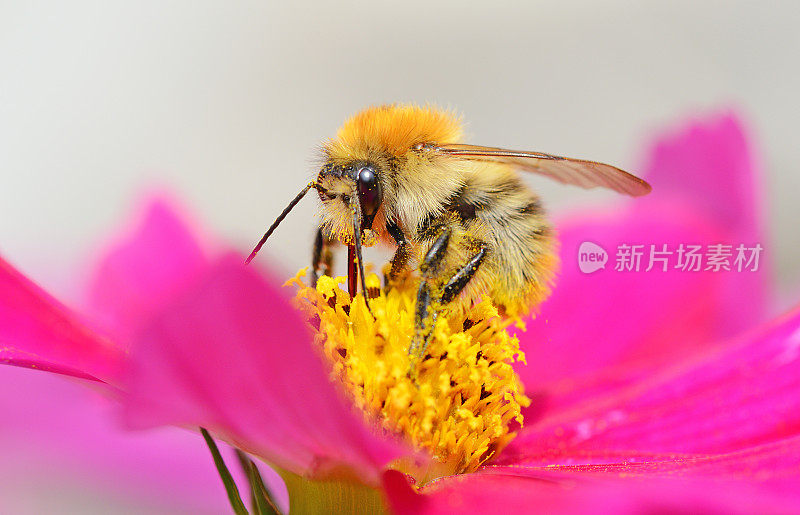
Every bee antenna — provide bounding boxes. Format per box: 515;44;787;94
349;198;373;315
246;181;321;265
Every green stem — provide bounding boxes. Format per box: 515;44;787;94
200;427;249;515
235;449;281;515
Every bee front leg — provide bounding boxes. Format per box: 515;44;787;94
386;220;411;284
311;228;334;287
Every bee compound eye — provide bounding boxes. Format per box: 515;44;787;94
357;165;382;217
358;166;376;186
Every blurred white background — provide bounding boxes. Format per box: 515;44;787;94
1;1;798;293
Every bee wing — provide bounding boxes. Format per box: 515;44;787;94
432;143;651;197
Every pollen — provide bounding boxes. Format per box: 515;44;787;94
288;267;530;482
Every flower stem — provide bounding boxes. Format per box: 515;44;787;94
235;449;281;515
200;427;249;515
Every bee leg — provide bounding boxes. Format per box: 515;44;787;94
388;245;412;286
419;228;452;279
310;228;334;287
408;281;434;359
410;241;488;361
409;229;452;360
440;245;488;304
386;220;411;285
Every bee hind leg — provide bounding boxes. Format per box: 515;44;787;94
440;245;488;304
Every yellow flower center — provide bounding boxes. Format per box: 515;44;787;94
288;267;530;483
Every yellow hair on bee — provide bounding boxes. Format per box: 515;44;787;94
325;104;463;159
315;103;558;319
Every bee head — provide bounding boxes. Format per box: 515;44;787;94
317;161;383;231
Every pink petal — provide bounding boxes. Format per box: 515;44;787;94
515;112;768;399
497;305;800;479
0;366;233;514
642;111;763;243
0;256;123;384
516;204;723;390
640;111;768;330
383;470;800;515
122;255;407;485
86;194;213;343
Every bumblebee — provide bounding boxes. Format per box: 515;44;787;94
248;104;650;357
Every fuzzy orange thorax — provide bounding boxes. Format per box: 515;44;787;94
325;104;463;159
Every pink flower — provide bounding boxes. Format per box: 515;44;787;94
2;112;799;513
0;200;281;513
0;366;239;514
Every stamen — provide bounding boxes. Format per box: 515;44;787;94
288;266;530;483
